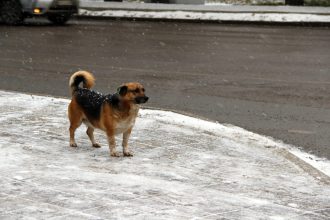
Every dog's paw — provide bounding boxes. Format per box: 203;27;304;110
92;143;101;148
110;151;120;157
123;151;133;157
70;143;78;148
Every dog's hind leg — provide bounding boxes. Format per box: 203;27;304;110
86;127;101;148
69;122;81;147
68;101;82;147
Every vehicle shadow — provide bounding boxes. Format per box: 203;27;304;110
0;17;75;27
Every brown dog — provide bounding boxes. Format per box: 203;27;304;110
68;71;149;157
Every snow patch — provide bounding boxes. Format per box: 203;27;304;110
79;9;330;23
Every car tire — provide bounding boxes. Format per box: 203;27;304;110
285;0;304;5
151;0;170;3
0;0;24;25
47;14;71;25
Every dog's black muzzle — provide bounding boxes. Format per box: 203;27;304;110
135;96;149;104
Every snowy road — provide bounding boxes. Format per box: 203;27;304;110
0;91;329;219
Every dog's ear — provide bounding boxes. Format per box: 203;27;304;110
117;85;128;96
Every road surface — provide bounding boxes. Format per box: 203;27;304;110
0;18;329;159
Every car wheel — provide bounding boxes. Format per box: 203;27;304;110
47;14;71;25
0;0;24;25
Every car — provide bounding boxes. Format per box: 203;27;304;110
0;0;79;25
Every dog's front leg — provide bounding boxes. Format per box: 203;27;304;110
122;127;133;157
107;131;119;157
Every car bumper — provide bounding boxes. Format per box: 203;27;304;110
24;0;79;15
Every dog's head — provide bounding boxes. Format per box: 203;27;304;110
117;82;149;104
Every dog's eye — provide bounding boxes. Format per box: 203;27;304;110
135;88;140;93
142;88;145;92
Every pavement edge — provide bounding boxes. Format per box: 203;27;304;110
275;148;330;185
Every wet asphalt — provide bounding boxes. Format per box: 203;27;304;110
0;18;329;159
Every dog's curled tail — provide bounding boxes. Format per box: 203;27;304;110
69;71;95;95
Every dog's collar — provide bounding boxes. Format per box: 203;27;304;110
104;93;121;106
105;93;117;100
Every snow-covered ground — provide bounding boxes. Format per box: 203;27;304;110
79;9;330;22
0;91;330;219
78;1;330;23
